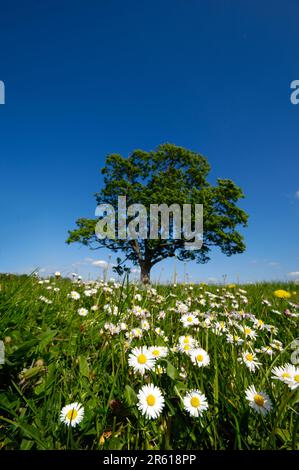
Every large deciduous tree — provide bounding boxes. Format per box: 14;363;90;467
67;143;248;283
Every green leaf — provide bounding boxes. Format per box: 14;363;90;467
166;361;178;380
124;385;137;406
20;439;34;450
38;329;57;351
78;355;89;378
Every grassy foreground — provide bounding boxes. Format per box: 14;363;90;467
0;274;298;450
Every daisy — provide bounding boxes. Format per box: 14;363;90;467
190;348;210;368
183;390;209;417
60;402;84;427
240;325;257;340
70;291;80;300
240;351;261;372
128;346;155;375
148;346;168;359
140;320;150;331
245;386;272;415
260;346;274;356
226;333;244;345
272;364;293;384
137;384;165;419
254;319;266;330
285;365;299;390
78;307;88;316
273;364;299;390
180;313;199;327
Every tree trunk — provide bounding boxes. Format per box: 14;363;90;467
140;263;151;284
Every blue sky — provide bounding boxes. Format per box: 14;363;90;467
0;0;298;283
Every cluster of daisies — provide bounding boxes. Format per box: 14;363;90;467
34;276;298;428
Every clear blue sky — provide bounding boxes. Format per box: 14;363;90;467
0;0;298;283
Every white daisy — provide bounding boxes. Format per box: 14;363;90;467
183;390;209;417
60;402;84;427
226;333;244;345
180;313;199;327
177;335;197;354
69;291;80;300
190;348;210;368
240;351;261;372
137;384;165;419
245;386;272;415
148;346;168;359
253;318;266;330
240;325;257;340
272;363;291;382
78;307;88;316
128;346;155;375
286;365;299;390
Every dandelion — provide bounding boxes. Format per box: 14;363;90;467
190;348;210;368
183;390;209;417
78;308;88;316
274;289;291;299
240;351;261;372
245;386;272;415
137;384;165;419
128;346;155;375
60;402;84;427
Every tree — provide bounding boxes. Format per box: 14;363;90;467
67;143;248;283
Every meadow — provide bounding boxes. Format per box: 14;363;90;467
0;273;298;450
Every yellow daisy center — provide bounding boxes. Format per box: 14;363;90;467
258;320;264;325
146;394;156;406
152;349;160;357
254;394;265;407
183;337;190;344
196;354;204;362
190;396;200;408
245;353;254;362
294;374;299;383
234;335;239;341
66;409;78;421
137;354;147;364
245;328;251;335
282;372;291;378
184;345;190;351
187;316;193;322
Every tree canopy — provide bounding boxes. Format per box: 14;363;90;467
67;143;248;283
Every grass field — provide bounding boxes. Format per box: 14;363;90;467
0;273;298;450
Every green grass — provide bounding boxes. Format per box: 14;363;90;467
0;273;298;450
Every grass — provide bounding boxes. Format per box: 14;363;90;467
0;273;298;450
